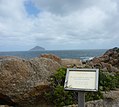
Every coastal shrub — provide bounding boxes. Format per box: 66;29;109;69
115;72;119;88
85;90;103;102
45;68;77;106
45;68;119;106
99;71;119;91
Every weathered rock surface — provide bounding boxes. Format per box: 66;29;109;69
0;56;61;106
40;54;82;68
102;90;119;107
64;90;119;107
61;58;82;67
0;105;10;107
40;54;62;64
87;47;119;72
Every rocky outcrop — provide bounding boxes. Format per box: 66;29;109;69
61;59;82;68
40;54;83;68
0;93;17;107
87;47;119;72
0;56;61;106
0;105;10;107
103;90;119;107
64;90;119;107
40;54;62;64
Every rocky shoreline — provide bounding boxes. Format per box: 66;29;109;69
0;47;119;107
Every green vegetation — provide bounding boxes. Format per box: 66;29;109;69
45;68;76;106
45;68;119;106
99;71;119;91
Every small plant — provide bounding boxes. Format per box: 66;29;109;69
45;68;76;106
99;71;119;91
85;90;103;102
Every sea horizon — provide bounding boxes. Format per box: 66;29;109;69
0;49;107;61
0;48;108;52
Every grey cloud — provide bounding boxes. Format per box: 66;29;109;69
33;0;97;15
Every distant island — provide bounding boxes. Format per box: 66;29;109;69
29;46;45;51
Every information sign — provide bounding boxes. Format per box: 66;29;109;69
64;68;99;91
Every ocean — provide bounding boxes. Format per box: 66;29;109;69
0;49;107;61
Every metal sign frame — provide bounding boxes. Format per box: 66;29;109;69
64;68;99;91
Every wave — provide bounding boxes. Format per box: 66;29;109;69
80;57;94;61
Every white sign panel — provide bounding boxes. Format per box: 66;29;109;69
64;68;99;91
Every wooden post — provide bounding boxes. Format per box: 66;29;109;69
78;92;85;107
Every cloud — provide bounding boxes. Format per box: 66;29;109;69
0;0;119;51
33;0;117;15
33;0;101;15
32;0;119;49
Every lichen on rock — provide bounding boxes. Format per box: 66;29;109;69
0;56;61;106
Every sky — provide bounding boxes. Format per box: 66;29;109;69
0;0;119;51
